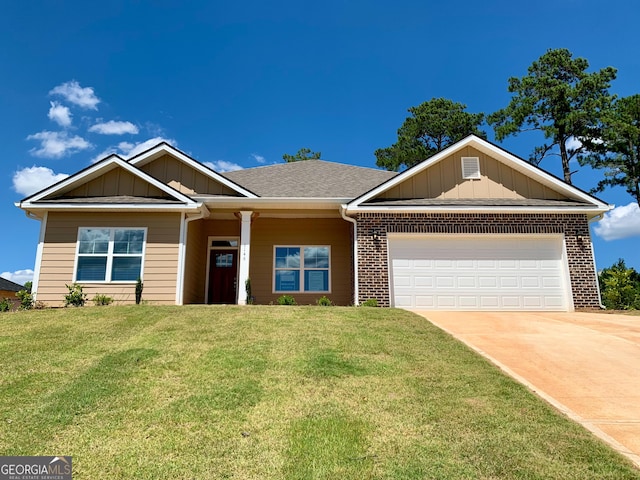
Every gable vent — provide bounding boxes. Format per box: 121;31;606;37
461;157;481;179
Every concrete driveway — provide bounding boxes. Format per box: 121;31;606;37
417;311;640;468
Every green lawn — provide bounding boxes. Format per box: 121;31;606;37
0;305;638;479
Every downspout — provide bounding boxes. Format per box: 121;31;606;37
176;205;209;305
588;212;606;309
340;204;358;306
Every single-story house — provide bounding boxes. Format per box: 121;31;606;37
0;277;24;302
17;135;610;311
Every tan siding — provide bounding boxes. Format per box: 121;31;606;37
249;218;353;306
64;167;167;198
379;146;565;200
139;154;240;196
182;219;241;304
36;211;181;306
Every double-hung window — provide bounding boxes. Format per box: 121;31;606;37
75;228;146;282
274;246;330;293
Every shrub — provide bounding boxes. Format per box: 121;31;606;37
245;278;254;305
93;294;113;306
361;298;378;307
598;259;640;310
135;278;143;305
276;295;297;305
16;289;34;310
316;296;333;306
0;298;12;312
64;283;87;307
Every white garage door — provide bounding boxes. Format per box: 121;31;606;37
388;235;571;311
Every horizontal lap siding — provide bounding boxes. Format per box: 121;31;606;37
249;217;353;306
37;212;181;306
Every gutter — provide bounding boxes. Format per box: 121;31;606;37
340;204;359;306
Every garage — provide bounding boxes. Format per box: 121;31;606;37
388;234;572;311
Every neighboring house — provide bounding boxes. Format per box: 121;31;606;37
0;277;24;304
16;135;610;311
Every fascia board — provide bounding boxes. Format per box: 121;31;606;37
349;135;611;210
128;143;258;198
346;204;612;216
21;157;198;207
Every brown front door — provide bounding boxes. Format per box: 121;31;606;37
208;250;238;304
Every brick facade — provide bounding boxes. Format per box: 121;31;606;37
357;212;601;310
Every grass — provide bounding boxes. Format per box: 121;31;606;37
0;305;638;479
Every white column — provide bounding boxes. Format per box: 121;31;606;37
237;211;252;305
31;212;48;301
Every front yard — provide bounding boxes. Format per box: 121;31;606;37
0;306;638;479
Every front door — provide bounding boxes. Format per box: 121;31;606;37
208;250;238;304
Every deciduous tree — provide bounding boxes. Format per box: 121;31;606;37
488;48;617;184
375;98;485;171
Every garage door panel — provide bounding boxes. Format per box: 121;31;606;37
389;235;569;311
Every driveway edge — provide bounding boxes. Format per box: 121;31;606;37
423;316;640;469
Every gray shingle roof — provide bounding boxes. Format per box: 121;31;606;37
222;160;397;198
39;196;184;204
0;277;24;292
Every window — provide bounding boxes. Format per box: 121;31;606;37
274;246;330;292
461;156;481;179
75;228;146;282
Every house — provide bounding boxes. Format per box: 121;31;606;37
16;135;610;311
0;277;24;302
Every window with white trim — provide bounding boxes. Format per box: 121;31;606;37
274;246;330;292
75;228;146;282
461;156;481;179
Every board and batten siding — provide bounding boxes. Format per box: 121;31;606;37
379;146;564;200
65;167;169;198
139;154;240;196
36;211;182;306
249;217;353;306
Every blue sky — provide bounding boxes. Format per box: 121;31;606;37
2;0;640;285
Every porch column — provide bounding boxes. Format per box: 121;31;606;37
237;210;252;305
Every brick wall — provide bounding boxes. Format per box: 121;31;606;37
357;212;600;310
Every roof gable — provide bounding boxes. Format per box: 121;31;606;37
128;143;257;198
349;135;610;211
19;156;198;208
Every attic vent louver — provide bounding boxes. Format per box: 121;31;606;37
461;157;481;180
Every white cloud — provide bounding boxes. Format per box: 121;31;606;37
251;153;266;164
204;160;244;172
566;136;583;151
89;120;139;135
48;101;72;127
0;270;34;286
91;137;176;163
49;80;100;110
13;166;69;196
593;203;640;241
27;131;92;158
120;137;176;159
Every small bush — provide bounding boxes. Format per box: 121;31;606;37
316;296;333;306
277;295;297;305
361;298;378;307
0;298;12;312
16;289;34;310
64;283;87;307
93;294;113;306
135;278;143;305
